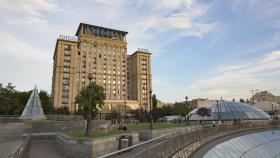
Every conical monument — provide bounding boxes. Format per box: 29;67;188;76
20;86;46;120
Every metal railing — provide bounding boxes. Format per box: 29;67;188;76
45;115;84;121
99;121;279;158
0;115;84;121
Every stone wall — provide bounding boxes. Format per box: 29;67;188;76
139;127;187;141
56;132;139;158
24;120;112;133
24;120;86;133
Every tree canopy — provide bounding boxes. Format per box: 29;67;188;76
75;82;105;118
196;107;211;117
0;83;55;115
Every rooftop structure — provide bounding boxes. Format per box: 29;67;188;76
187;101;270;121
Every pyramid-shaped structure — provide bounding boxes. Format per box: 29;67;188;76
20;86;45;120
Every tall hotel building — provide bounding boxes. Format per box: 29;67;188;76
51;23;152;113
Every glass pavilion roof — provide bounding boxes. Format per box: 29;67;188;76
188;101;270;121
20;86;45;120
204;130;280;158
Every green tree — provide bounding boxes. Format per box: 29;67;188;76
196;107;211;120
151;107;163;121
0;83;55;116
173;102;190;117
75;82;105;136
152;94;157;109
55;106;70;115
162;105;173;116
0;83;26;115
39;90;54;114
13;90;32;115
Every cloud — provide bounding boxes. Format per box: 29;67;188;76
0;32;51;63
0;0;60;26
0;32;52;91
123;0;217;54
187;50;280;100
230;0;280;28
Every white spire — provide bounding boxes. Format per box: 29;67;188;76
20;86;45;120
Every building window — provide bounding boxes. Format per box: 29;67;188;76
63;67;70;73
64;50;71;56
63;73;70;79
64;45;71;50
64;61;70;67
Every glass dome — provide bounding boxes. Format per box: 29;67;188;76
204;130;280;158
187;101;270;121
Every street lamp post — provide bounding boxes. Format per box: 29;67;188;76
275;106;278;120
124;100;127;123
216;100;220;121
272;104;274;119
86;73;93;136
149;89;153;129
185;96;189;125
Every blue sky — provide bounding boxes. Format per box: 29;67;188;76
0;0;280;103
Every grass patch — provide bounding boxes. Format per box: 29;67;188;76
127;121;212;130
127;122;188;130
65;129;128;139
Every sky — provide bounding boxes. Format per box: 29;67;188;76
0;0;280;103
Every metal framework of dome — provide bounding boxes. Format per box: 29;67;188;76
204;130;280;158
187;101;270;121
20;86;45;120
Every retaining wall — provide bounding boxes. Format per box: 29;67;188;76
139;127;191;141
56;132;139;158
24;120;86;133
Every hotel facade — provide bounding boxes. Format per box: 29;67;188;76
51;23;152;113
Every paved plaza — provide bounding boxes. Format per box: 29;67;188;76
28;139;64;158
0;122;24;158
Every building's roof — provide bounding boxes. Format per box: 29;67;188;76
187;101;270;121
130;49;152;56
75;23;128;36
204;130;280;158
20;86;45;120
